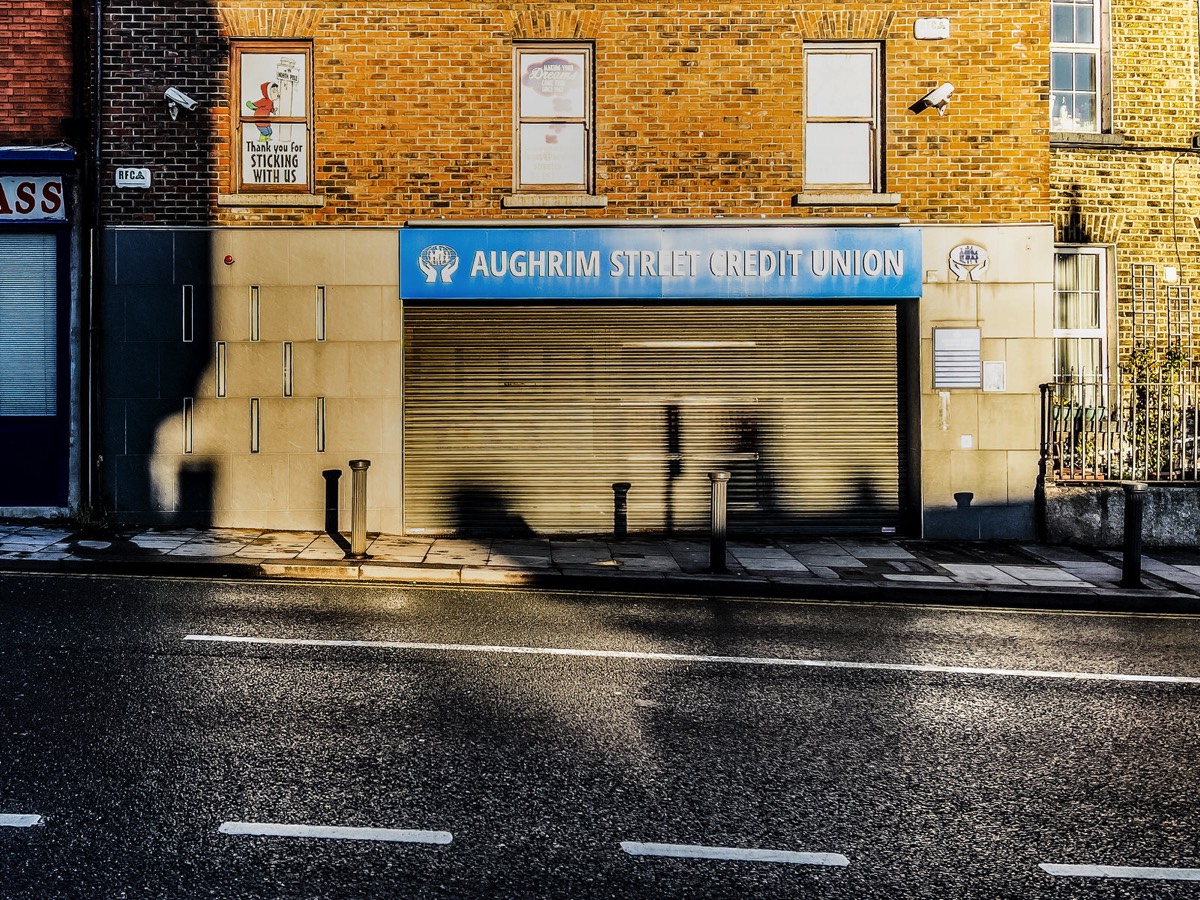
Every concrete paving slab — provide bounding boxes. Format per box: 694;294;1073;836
425;550;490;564
739;558;810;573
884;574;955;583
616;558;683;574
779;541;840;553
729;545;795;559
941;564;1023;585
168;544;244;557
488;554;553;569
789;555;867;568
551;548;613;564
997;565;1084;584
835;542;917;560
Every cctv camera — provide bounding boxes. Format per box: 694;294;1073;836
909;82;954;116
165;87;200;119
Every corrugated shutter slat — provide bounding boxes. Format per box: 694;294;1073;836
0;234;57;416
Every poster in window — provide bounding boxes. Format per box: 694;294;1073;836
520;123;587;186
239;51;309;189
519;52;587;118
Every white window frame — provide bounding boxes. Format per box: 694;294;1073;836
802;43;881;193
1050;0;1104;133
1053;246;1110;380
513;43;594;194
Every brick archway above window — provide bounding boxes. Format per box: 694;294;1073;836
507;7;604;40
1054;209;1125;245
794;10;896;41
218;7;325;39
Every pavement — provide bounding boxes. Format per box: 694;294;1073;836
2;521;1200;612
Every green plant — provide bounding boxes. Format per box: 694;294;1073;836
1117;342;1196;479
68;503;114;534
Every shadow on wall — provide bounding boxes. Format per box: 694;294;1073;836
102;230;217;527
923;493;1036;541
99;3;227;526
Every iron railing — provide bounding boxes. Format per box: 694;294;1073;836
1041;375;1200;483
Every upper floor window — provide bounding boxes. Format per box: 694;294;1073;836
232;41;313;193
514;44;593;193
1051;0;1102;132
803;44;881;193
1054;246;1109;379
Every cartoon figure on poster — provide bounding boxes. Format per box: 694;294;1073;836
246;81;280;143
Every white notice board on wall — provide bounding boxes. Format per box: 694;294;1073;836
933;327;982;388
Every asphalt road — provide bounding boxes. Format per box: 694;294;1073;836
1;572;1199;898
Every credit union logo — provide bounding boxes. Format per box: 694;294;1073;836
418;244;459;284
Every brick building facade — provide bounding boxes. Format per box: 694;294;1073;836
98;2;1055;539
1051;0;1200;367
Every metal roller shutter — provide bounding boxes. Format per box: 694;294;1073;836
403;304;903;535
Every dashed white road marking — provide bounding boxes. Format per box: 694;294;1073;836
219;821;452;844
0;814;43;828
1041;863;1200;881
183;634;1200;685
621;841;849;866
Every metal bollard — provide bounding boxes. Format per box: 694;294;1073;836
1121;481;1148;589
349;459;371;559
612;482;631;539
709;471;731;574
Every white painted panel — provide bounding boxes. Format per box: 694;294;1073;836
807;53;873;117
804;123;872;186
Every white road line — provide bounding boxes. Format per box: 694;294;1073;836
183;634;1200;685
621;841;849;866
0;814;43;828
218;821;452;844
1041;863;1200;881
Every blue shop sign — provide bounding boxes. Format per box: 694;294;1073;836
400;225;921;301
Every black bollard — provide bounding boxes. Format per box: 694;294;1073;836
322;469;342;535
709;471;731;574
612;482;631;539
1121;481;1148;589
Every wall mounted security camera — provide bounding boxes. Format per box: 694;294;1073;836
909;82;954;116
165;87;200;119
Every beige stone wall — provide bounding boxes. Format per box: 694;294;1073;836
919;224;1055;538
149;229;401;532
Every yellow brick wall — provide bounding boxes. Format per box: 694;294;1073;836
1051;0;1200;359
105;1;1050;227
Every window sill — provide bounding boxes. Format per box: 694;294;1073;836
792;192;901;207
216;193;326;208
1050;131;1125;148
502;193;609;209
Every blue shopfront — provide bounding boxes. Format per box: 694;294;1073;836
399;222;922;536
0;156;74;512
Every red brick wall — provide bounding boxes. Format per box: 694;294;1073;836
0;0;74;142
101;1;1050;227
